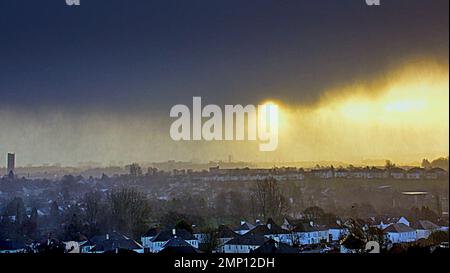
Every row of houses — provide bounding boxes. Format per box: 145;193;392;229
310;167;447;180
180;166;448;182
137;218;445;254
1;217;447;254
377;218;444;244
136;219;339;254
340;216;448;254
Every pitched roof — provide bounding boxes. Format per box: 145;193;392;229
248;224;290;236
265;218;289;232
407;167;425;173
163;237;193;248
428;167;448;174
234;222;255;231
327;223;345;229
84;232;128;246
390;167;405;173
292;223;319;232
225;234;268;246
251;239;299;254
412;220;440;230
429;167;447;173
383;223;415;233
370;167;385;172
151;229;195;242
159;240;200;254
217;225;238;238
89;237;143;252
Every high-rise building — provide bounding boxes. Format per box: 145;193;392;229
7;153;15;175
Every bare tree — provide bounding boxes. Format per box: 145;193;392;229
108;188;151;238
252;177;289;221
84;191;102;225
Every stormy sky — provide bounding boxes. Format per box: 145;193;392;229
0;0;448;166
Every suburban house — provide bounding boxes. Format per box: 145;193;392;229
425;167;448;179
140;227;160;249
271;167;305;181
192;227;208;244
80;232;143;253
413;220;440;239
215;225;239;253
222;233;268;253
334;168;349;178
317;225;330;243
145;229;198;253
406;167;426;179
389;167;405;179
311;168;334;179
383;223;417;243
368;167;387;179
247;219;293;245
292;222;321;245
327;225;349;242
349;167;369;179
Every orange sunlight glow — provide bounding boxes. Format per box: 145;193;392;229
277;61;449;164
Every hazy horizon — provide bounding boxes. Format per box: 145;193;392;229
1;0;448;166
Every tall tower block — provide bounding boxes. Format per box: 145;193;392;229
7;153;15;175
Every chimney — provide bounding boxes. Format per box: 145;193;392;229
172;229;177;238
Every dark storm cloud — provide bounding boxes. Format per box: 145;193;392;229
0;0;448;114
